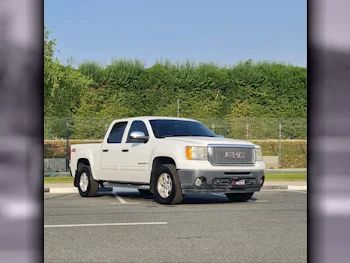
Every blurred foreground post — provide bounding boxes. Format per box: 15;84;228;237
0;0;43;262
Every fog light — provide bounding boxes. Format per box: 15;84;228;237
194;178;202;187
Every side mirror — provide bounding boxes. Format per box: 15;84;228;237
216;134;225;138
130;131;149;142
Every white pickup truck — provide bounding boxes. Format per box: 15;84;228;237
69;116;266;205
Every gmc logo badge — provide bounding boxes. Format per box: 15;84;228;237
225;152;245;159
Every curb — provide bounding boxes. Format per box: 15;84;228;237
287;185;307;191
263;185;287;190
47;187;78;194
44;185;307;193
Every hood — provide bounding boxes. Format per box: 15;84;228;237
163;136;255;146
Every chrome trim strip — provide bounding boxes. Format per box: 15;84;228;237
207;144;256;149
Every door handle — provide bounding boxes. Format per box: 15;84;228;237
122;149;129;152
102;149;109;152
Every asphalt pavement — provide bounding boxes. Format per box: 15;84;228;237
44;181;307;194
44;189;307;263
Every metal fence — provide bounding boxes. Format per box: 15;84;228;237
44;117;307;140
44;158;67;172
44;117;307;170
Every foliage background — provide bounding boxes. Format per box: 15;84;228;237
44;26;307;167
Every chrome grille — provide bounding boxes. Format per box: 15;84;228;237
208;145;255;165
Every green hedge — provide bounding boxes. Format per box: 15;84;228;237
45;59;307;140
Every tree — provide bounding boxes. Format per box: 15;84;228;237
44;24;62;116
43;26;307;140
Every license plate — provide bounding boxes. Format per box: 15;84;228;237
232;179;245;186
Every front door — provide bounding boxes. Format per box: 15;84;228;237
100;121;128;181
118;120;152;183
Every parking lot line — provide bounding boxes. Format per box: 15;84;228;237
115;194;127;204
44;222;168;228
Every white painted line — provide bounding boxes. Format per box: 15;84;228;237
109;202;140;205
44;222;168;228
115;194;127;204
49;188;78;194
288;185;307;191
318;197;350;216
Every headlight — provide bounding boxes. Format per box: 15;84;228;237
255;147;263;161
185;146;208;160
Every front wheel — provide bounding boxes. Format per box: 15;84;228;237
154;164;183;205
225;192;254;202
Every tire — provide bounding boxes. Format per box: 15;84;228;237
77;164;99;197
138;189;152;197
225;192;254;202
154;164;183;205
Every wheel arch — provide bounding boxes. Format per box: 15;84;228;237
149;156;177;193
74;158;91;187
78;158;90;167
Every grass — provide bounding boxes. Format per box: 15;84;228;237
265;173;306;181
44;176;74;184
44;172;307;184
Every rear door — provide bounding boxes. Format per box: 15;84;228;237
100;121;128;181
118;120;152;183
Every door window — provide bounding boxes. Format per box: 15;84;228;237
107;122;128;143
126;120;149;143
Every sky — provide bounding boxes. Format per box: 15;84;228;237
44;0;306;68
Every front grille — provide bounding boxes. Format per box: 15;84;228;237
208;145;255;165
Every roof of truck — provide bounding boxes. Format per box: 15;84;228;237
113;116;199;122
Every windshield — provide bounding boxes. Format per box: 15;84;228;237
149;119;216;138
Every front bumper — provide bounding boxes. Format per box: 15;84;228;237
178;169;265;194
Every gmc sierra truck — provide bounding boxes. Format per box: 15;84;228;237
69;116;266;205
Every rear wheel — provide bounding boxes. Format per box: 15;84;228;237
154;164;183;205
225;192;254;202
77;164;99;197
